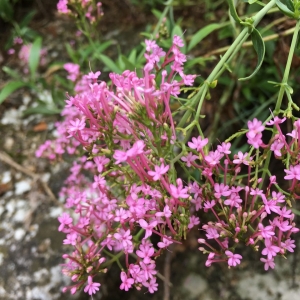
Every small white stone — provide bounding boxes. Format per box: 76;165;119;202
15;180;31;195
49;207;63;218
41;173;51;183
14;228;26;240
1;108;22;125
31;287;52;300
1;171;12;184
183;273;208;298
13;208;27;223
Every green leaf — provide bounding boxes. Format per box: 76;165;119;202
20;10;36;27
275;0;295;18
29;36;42;78
97;54;121;73
151;9;162;20
65;43;79;63
0;81;29;104
121;55;136;71
2;66;21;80
0;0;13;21
95;40;112;53
239;28;265;81
128;49;137;64
188;23;221;52
0;81;28;104
285;0;295;12
227;0;242;23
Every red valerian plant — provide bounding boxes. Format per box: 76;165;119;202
36;33;300;296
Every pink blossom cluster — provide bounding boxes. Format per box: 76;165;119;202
7;42;47;73
57;0;103;24
36;33;300;296
38;36;198;295
190;116;300;270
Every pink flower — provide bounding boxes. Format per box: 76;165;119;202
157;236;173;248
148;163;169;181
266;116;286;125
120;272;134;291
225;250;242;267
205;227;219;239
68;118;85;133
217;142;231;154
281;239;296;252
284;164;300;180
173;35;184;47
203;200;216;211
188;216;200;229
144;277;158;293
113;149;128;164
233;151;251;165
214;183;231;198
181;152;198;167
260;257;275;271
188;136;208;151
64;63;80;81
205;252;215;267
261;239;280;259
247;118;264;138
84;276;101;295
155;205;172;218
224;193;242;208
58;213;73;231
136;242;155;264
126;140;145;157
246;118;264;148
138;219;157;239
205;150;223;166
258;223;275;239
170;178;189;199
57;0;70;14
114;229;132;249
140;262;157;280
270;139;284;156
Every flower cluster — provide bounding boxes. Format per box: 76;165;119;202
188;118;300;269
57;0;103;25
38;36;199;295
36;32;300;296
7;40;47;73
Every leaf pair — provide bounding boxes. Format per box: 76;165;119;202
227;0;265;80
275;0;298;19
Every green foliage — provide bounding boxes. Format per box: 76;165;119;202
0;81;30;105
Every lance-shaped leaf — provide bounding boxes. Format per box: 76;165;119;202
0;81;29;104
29;36;42;78
239;28;265;81
188;23;221;52
284;0;295;12
227;0;241;23
275;0;295;18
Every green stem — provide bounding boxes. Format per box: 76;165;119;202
101;251;123;269
259;18;300;189
177;0;276;129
